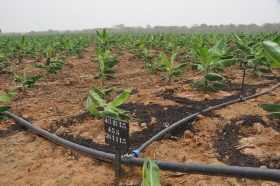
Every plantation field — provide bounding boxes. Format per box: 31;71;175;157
1;32;280;185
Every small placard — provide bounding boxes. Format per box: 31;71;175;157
104;116;129;151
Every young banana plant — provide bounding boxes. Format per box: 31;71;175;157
86;88;132;120
0;51;9;71
11;67;43;91
258;39;280;119
191;39;240;93
141;156;161;186
96;28;109;52
33;47;65;77
160;50;189;82
92;48;118;97
0;92;16;120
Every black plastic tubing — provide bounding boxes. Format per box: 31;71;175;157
3;82;280;182
134;82;280;155
3;111;280;182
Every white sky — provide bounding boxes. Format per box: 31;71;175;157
0;0;280;33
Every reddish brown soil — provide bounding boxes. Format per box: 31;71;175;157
1;44;280;185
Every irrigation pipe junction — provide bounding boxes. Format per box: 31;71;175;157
3;82;280;182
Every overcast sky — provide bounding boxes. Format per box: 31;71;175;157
0;0;280;33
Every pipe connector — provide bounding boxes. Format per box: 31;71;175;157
131;150;140;158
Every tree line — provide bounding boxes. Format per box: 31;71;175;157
1;23;280;36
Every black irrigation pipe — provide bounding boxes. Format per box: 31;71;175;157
132;82;280;156
3;111;280;182
3;82;280;182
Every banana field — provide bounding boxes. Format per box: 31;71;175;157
1;30;280;185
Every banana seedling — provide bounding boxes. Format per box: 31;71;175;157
0;51;9;71
33;47;65;77
160;50;189;82
92;48;118;97
11;67;43;91
141;156;161;186
86;88;132;120
145;57;166;75
0;92;16;120
96;28;109;52
191;39;240;93
258;39;280;119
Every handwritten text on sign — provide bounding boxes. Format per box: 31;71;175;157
104;116;129;151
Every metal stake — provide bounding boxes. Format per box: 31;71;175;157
240;61;248;100
115;148;121;178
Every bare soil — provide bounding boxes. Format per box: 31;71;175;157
1;44;280;185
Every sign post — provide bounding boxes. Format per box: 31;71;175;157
104;116;129;178
240;61;248;100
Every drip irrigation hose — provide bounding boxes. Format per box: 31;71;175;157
134;112;199;155
2;82;280;182
2;111;280;182
132;82;280;156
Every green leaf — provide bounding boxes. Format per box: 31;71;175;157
190;64;204;71
147;160;160;186
93;87;103;95
0;105;11;113
106;58;118;69
251;70;261;78
198;46;209;64
46;57;51;66
89;90;106;107
170;70;182;77
102;28;108;41
262;40;280;68
222;46;235;56
234;34;242;43
11;69;23;83
259;103;280;112
104;69;115;74
212;81;228;89
0;92;16;102
174;62;189;69
0;115;9;121
104;87;116;96
96;48;105;58
94;73;102;79
142;157;148;186
160;52;172;69
107;88;132;109
103;108;118;118
236;43;254;55
218;58;240;67
273;36;280;45
208;39;224;63
105;75;116;80
270;112;280;119
171;50;177;63
205;73;223;81
141;178;149;186
46;47;53;58
98;59;105;72
86;97;101;118
20;36;26;48
258;68;271;73
191;79;204;88
117;113;131;120
33;64;46;68
28;74;43;82
220;55;234;60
